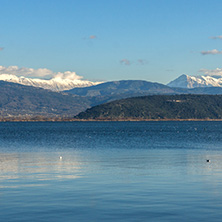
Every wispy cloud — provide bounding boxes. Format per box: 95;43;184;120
137;59;148;65
199;68;222;76
0;65;83;80
83;35;97;40
120;59;131;65
89;35;97;39
0;47;4;51
166;69;175;72
209;36;222;39
120;59;148;66
201;49;222;55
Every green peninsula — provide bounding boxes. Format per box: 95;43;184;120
75;95;222;120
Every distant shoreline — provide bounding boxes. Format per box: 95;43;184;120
1;118;222;122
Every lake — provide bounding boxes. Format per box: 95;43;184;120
0;121;222;221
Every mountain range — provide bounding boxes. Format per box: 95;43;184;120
0;74;100;91
66;80;222;107
1;73;222;91
2;73;222;119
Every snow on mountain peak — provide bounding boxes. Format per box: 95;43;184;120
167;74;222;88
0;65;102;91
0;73;101;91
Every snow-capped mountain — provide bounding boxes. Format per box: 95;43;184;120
0;74;101;91
167;74;222;88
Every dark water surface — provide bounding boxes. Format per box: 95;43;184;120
0;121;222;221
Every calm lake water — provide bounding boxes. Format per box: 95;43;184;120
0;121;222;221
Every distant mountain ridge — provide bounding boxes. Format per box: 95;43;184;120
2;73;222;92
167;74;222;88
66;80;177;106
66;80;173;97
0;81;90;117
3;78;222;119
66;80;222;106
0;74;100;91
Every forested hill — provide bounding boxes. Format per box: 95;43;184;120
75;95;222;120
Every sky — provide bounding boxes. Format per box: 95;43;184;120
1;0;222;84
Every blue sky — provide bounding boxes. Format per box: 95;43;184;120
0;0;222;84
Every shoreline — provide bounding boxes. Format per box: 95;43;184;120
1;118;222;122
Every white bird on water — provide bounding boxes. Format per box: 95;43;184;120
60;156;62;160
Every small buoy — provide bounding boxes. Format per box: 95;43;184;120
60;156;62;160
206;159;210;163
